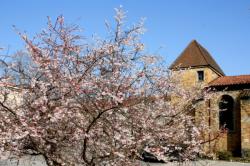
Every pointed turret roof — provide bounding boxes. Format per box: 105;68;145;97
170;40;225;76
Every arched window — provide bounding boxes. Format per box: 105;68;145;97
219;95;234;131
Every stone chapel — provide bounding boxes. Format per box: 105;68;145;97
170;40;250;157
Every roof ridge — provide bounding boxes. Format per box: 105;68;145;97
195;41;223;75
213;75;250;78
169;40;198;69
225;74;250;77
169;43;189;69
194;40;210;66
193;40;225;76
170;40;225;76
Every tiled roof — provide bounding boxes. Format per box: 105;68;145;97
209;75;250;87
170;40;225;76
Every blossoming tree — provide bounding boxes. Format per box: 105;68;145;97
0;7;212;166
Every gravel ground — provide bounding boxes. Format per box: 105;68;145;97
0;155;47;166
1;155;250;166
141;160;250;166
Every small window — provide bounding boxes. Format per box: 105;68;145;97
197;71;204;81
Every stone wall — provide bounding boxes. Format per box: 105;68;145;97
195;90;244;155
172;67;220;89
171;67;250;157
209;90;242;155
240;98;250;151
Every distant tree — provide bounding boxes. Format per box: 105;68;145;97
0;7;211;166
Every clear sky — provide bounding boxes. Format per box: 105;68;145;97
0;0;250;76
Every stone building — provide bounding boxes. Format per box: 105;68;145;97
170;40;250;157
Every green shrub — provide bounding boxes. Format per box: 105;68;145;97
242;149;250;158
217;151;233;160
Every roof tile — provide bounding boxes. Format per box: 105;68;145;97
209;75;250;86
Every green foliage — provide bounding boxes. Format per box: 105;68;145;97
242;149;250;158
216;150;250;163
217;151;232;161
238;149;250;163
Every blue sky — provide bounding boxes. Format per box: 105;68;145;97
0;0;250;75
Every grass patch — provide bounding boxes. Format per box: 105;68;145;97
216;150;250;163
